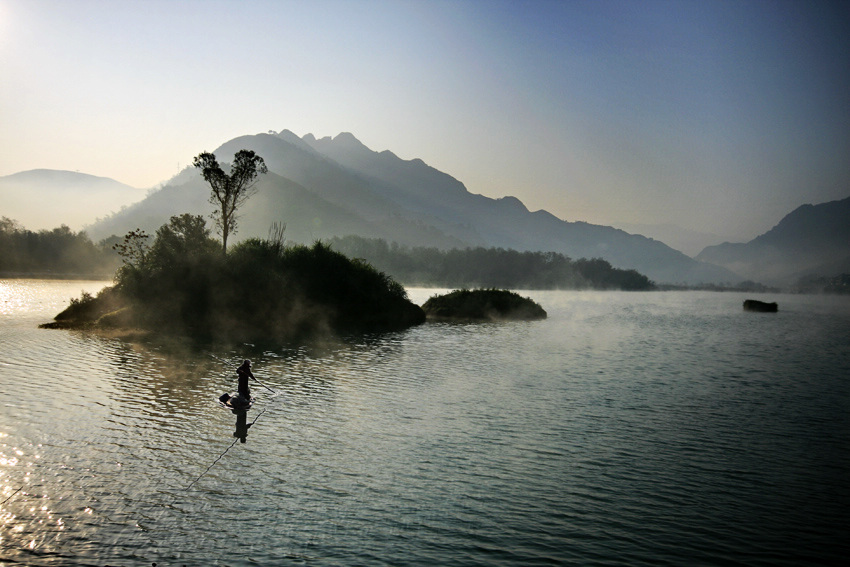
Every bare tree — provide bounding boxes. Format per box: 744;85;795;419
193;150;268;252
112;228;150;267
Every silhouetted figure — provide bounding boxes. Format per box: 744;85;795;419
237;359;256;399
234;411;252;443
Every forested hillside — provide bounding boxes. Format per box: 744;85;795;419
329;236;654;290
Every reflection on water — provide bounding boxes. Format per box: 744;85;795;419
233;411;252;443
1;280;849;565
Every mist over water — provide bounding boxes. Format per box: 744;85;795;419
1;280;848;565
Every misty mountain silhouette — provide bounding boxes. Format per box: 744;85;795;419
85;130;740;285
612;222;726;258
0;169;146;231
696;196;850;285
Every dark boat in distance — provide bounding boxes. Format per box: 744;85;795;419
219;392;254;413
743;299;778;312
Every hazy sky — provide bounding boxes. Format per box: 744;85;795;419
1;0;848;241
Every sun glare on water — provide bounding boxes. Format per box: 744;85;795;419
0;281;35;316
0;439;69;556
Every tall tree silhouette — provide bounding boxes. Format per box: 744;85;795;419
193;150;267;252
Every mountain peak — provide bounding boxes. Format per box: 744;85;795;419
333;132;369;149
755;195;850;246
274;129;305;145
302;132;376;161
696;194;850;284
497;196;528;213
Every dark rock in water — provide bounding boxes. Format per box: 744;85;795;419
422;289;547;321
743;299;778;312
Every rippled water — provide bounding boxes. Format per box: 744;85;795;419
1;279;849;566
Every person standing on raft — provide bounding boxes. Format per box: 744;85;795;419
236;359;256;400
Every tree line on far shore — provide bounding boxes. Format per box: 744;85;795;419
328;235;656;291
0;217;120;277
1;215;655;290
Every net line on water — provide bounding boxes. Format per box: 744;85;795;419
1;485;23;505
185;405;268;491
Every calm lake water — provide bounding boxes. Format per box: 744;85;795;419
1;279;848;566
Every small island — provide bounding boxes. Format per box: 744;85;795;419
421;289;547;322
41;214;425;342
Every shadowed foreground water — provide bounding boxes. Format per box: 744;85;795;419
1;280;848;565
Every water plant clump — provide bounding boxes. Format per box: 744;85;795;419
422;288;547;322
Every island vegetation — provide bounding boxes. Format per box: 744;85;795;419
193;149;267;253
422;289;547;322
328;235;655;290
43;213;425;342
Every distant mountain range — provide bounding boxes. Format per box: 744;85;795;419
13;130;843;287
0;169;147;230
83;130;739;285
696;196;850;286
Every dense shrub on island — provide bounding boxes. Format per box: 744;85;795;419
42;214;425;341
422;289;547;322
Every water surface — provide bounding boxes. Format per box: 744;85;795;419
1;280;848;565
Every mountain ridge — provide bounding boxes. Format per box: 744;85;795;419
696;196;850;285
80;130;738;285
0;169;147;231
612;222;726;257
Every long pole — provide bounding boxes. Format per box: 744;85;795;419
253;376;276;394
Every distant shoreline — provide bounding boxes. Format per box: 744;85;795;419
0;272;113;281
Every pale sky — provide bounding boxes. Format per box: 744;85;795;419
1;0;848;242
